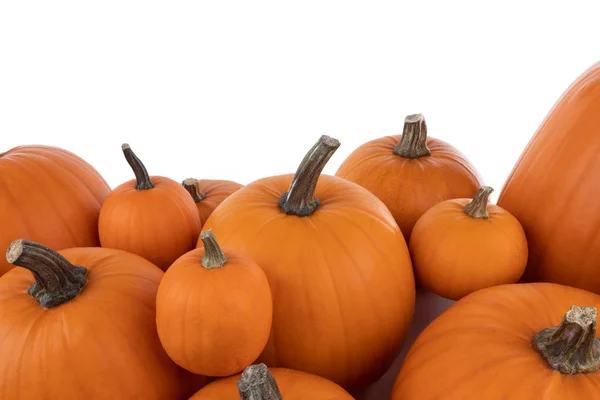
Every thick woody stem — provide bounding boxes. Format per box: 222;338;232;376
463;186;494;219
533;305;600;374
278;135;340;217
182;178;207;202
393;113;431;158
199;230;227;269
6;239;87;308
237;364;283;400
122;143;155;190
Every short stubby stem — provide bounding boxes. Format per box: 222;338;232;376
533;305;600;374
122;143;154;190
393;113;431;158
278;135;340;217
237;364;283;400
463;186;494;219
199;229;227;269
6;239;88;308
182;178;207;202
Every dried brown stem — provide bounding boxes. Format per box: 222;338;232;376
463;186;494;219
393;113;431;158
182;178;207;202
122;143;154;190
199;230;227;269
237;364;283;400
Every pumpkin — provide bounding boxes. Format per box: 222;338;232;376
182;178;243;223
190;363;354;400
156;229;273;377
201;135;416;392
409;186;528;300
0;145;110;277
335;113;482;241
0;239;206;399
391;282;600;399
497;61;600;293
98;144;201;271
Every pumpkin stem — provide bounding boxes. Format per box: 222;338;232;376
393;113;431;158
463;186;494;219
122;143;155;190
278;135;340;217
199;229;227;269
182;178;207;202
236;363;283;400
5;239;87;308
532;305;600;374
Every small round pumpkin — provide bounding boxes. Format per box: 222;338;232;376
335;113;482;241
156;229;273;377
201;135;416;392
0;145;110;277
409;186;528;300
0;239;206;399
182;178;243;223
190;363;354;400
391;282;600;399
98;144;201;271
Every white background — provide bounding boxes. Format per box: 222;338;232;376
2;1;600;201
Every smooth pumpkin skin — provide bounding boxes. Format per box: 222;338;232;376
0;145;110;276
391;282;600;400
201;173;416;391
189;367;354;400
409;197;528;300
156;244;273;377
0;247;206;399
335;135;482;241
498;61;600;293
192;179;244;223
99;176;201;271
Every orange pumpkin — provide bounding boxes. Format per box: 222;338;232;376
0;145;110;277
391;282;600;399
335;113;482;241
0;239;206;399
156;229;273;377
190;363;354;400
409;186;528;300
182;178;243;223
98;144;201;271
498;61;600;293
202;135;416;392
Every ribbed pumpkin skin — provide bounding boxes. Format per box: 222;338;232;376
201;174;416;392
391;282;600;400
193;179;243;223
189;367;354;400
335;136;482;241
497;61;600;293
0;145;110;277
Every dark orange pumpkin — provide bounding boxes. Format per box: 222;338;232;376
391;282;600;399
201;135;416;392
498;61;600;294
0;239;206;399
156;229;273;377
335;114;482;241
98;144;201;271
0;145;110;277
182;178;243;224
190;363;354;400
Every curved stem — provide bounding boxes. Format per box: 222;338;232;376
122;143;154;190
237;364;283;400
6;239;88;308
393;113;431;158
199;229;227;269
463;186;494;219
278;135;340;217
182;178;207;202
533;305;600;374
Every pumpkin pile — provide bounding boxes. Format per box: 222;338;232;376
1;60;600;399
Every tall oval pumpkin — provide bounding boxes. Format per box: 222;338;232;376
498;61;600;293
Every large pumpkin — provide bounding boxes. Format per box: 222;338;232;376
201;135;416;392
497;61;600;293
391;282;600;399
182;178;243;223
0;145;110;277
0;239;205;399
335;113;482;241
